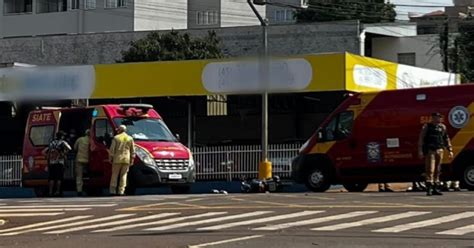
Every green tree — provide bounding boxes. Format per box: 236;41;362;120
295;0;396;23
119;30;223;63
456;20;474;82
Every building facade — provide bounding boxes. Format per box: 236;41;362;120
0;0;311;38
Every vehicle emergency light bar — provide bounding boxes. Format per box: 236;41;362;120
119;104;153;117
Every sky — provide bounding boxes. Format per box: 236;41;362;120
391;0;454;20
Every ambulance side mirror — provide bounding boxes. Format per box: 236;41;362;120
175;134;181;141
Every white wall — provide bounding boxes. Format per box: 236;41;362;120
0;0;135;37
134;0;187;31
371;34;443;71
220;0;265;27
266;0;299;24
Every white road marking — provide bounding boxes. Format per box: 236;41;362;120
45;213;180;234
0;214;134;236
253;211;376;231
373;212;474;233
0;204;117;208
0;216;91;234
146;211;274;231
0;213;65;217
312;211;431;231
198;211;324;231
93;212;227;233
0;208;91;212
0;219;5;225
188;235;264;248
437;224;474;236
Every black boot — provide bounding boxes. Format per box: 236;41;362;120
426;182;433;196
432;183;443;196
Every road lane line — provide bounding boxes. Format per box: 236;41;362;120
253;211;376;231
373;212;474;233
93;212;227;233
312;211;431;231
0;208;91;212
0;204;117;208
146;211;274;231
198;211;324;231
188;235;264;248
0;214;134;236
437;224;474;235
0;213;65;217
45;213;179;234
0;216;92;234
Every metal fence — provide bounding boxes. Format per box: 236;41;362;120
0;143;301;185
193;143;301;181
0;155;22;187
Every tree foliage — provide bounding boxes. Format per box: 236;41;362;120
119;30;223;63
456;20;474;82
441;18;474;82
296;0;396;23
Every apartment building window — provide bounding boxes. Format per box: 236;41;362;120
105;0;127;8
274;9;294;22
37;0;68;13
397;53;416;66
68;0;80;10
197;10;219;25
4;0;32;14
85;0;96;9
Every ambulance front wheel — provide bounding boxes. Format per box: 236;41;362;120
342;183;368;192
461;165;474;191
305;167;331;192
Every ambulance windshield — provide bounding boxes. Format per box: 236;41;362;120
113;118;177;142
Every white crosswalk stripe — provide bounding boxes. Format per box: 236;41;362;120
0;208;91;212
437;224;474;236
312;211;431;231
0;213;65;217
253;211;376;231
93;212;227;233
145;211;274;231
45;213;180;234
0;214;134;236
0;204;117;208
0;216;92;234
373;212;474;233
198;211;325;231
1;210;474;236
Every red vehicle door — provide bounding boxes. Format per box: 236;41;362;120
22;110;59;185
89;107;115;187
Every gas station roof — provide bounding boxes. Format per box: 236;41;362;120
0;52;460;101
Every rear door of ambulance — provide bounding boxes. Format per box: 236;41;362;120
22;110;59;186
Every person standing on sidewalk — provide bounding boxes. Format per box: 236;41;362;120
74;129;90;196
109;125;135;196
42;132;71;197
418;112;454;196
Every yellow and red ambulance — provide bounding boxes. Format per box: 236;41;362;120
292;84;474;192
22;104;195;195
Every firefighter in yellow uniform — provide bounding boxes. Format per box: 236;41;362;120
74;129;90;196
109;125;135;196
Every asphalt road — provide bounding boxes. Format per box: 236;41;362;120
1;191;474;248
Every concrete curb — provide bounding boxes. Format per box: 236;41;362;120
0;181;312;198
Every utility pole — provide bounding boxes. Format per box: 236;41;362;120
247;0;272;179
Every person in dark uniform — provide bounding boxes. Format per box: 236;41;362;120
418;112;454;196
